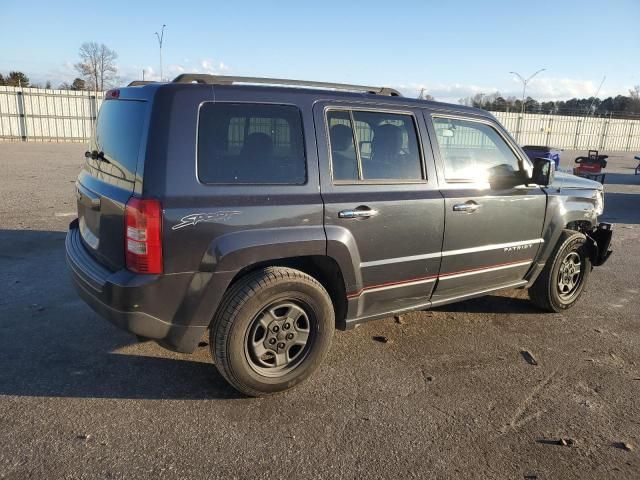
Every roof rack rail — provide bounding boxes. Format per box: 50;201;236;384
171;74;402;97
127;80;157;86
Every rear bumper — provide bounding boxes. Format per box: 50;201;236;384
65;222;207;353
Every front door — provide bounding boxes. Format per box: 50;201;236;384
425;113;547;302
314;102;445;320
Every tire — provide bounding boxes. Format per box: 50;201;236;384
210;267;334;397
529;230;592;312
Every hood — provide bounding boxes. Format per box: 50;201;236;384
550;171;603;191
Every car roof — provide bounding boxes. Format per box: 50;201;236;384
116;77;490;119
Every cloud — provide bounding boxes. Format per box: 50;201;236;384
516;77;614;101
24;61;76;88
23;57;230;87
396;82;499;103
399;77;622;103
198;59;230;74
113;58;231;83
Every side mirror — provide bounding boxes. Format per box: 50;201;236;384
488;164;527;190
531;157;555;186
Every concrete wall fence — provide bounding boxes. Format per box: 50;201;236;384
1;85;639;151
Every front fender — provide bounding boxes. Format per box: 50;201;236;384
534;189;600;266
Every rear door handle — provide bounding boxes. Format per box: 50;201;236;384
339;208;378;219
453;201;480;213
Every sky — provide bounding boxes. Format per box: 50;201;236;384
1;0;638;103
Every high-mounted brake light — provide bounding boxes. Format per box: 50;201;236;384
125;197;163;274
104;89;120;100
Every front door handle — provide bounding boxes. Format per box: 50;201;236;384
339;207;378;219
453;201;480;213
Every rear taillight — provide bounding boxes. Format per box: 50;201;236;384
125;197;163;274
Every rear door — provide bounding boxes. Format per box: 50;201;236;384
314;101;444;319
76;96;148;271
425;112;547;302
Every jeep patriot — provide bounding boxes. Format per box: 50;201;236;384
66;74;612;396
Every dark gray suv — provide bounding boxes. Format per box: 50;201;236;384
66;75;612;396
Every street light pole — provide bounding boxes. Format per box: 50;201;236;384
510;68;546;114
155;24;166;82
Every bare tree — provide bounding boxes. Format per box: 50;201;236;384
75;42;118;92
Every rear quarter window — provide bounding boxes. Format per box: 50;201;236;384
197;103;306;184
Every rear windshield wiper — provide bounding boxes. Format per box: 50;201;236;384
84;150;126;178
85;150;110;164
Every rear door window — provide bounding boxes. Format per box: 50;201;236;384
327;109;424;182
198;103;306;184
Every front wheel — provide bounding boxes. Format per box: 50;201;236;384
529;230;592;312
210;267;334;397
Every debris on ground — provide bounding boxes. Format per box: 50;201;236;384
425;375;435;382
536;438;575;447
373;335;389;343
394;315;406;325
613;442;634;451
76;434;92;441
520;350;538;366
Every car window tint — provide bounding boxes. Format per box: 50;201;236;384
198;103;306;184
432;117;522;182
326;109;423;182
93;100;147;181
353;111;423;180
327;110;358;180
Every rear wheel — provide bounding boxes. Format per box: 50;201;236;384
529;230;591;312
210;267;334;397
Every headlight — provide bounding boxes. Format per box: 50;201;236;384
593;189;604;215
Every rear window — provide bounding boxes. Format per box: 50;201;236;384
197;103;306;184
93;100;146;180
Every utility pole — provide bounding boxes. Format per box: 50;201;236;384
155;24;166;81
587;75;606;116
510;68;546;114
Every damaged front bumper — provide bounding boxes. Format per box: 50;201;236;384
587;222;613;266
